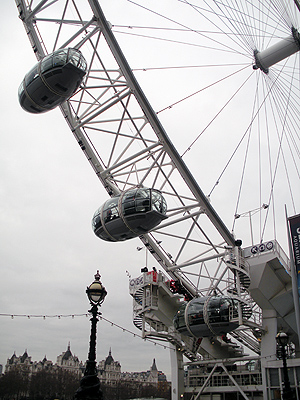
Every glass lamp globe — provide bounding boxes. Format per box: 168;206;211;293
86;270;107;306
276;332;289;347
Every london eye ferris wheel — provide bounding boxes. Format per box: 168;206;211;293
15;0;300;365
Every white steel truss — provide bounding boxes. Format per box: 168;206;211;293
15;0;300;360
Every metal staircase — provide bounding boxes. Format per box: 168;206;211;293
230;330;260;354
129;267;261;360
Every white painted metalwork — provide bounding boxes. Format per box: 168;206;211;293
254;28;300;73
15;0;300;397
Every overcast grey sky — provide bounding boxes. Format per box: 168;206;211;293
0;1;177;378
0;0;299;380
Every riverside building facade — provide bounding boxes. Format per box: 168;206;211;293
4;346;167;387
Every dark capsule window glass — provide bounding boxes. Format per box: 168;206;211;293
68;49;87;71
24;65;39;86
69;49;87;71
122;189;138;216
208;298;220;310
78;56;87;70
69;54;80;68
188;300;205;326
135;189;151;212
207;298;221;322
219;298;231;321
92;207;102;230
53;50;68;67
151;190;167;214
18;81;24;97
41;55;53;73
174;305;186;330
103;198;119;223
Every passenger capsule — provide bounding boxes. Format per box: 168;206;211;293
92;188;167;242
18;48;87;113
173;296;251;337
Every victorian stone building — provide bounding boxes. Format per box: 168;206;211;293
56;343;83;377
121;358;167;384
4;346;167;387
98;349;121;384
5;350;53;377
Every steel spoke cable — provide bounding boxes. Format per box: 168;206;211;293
126;0;250;58
271;0;297;28
261;77;277;241
173;0;300;178
181;66;253;157
267;76;299;167
112;24;279;49
231;73;261;233
182;0;252;54
255;0;292;32
268;88;300;180
131;63;249;72
113;24;261;37
260;70;298;240
271;67;300;109
182;0;288;43
267;67;300;167
229;0;291;35
209;68;283;199
255;0;283;50
158;65;249;117
257;76;263;237
222;0;257;50
266;73;300;185
113;29;250;58
234;0;257;50
269;95;300;148
261;60;300;232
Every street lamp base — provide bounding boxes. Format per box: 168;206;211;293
74;361;103;400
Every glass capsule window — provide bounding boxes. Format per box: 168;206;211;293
41;55;54;73
135;189;151;212
174;304;186;330
39;48;87;74
18;81;24;97
152;190;167;214
69;54;80;68
24;65;39;86
122;190;137;216
122;188;166;217
207;298;221;323
103;198;119;223
92;207;102;230
188;300;205;326
67;48;87;71
53;49;68;67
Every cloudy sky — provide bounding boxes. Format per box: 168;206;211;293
0;0;176;377
0;0;299;380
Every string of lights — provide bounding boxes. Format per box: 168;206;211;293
0;312;175;352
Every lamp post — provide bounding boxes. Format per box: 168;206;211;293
75;271;107;400
276;332;294;400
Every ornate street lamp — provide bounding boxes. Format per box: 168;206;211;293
276;332;295;400
75;271;107;400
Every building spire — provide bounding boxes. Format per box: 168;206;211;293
151;358;158;371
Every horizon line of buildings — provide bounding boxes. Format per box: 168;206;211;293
4;343;168;386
